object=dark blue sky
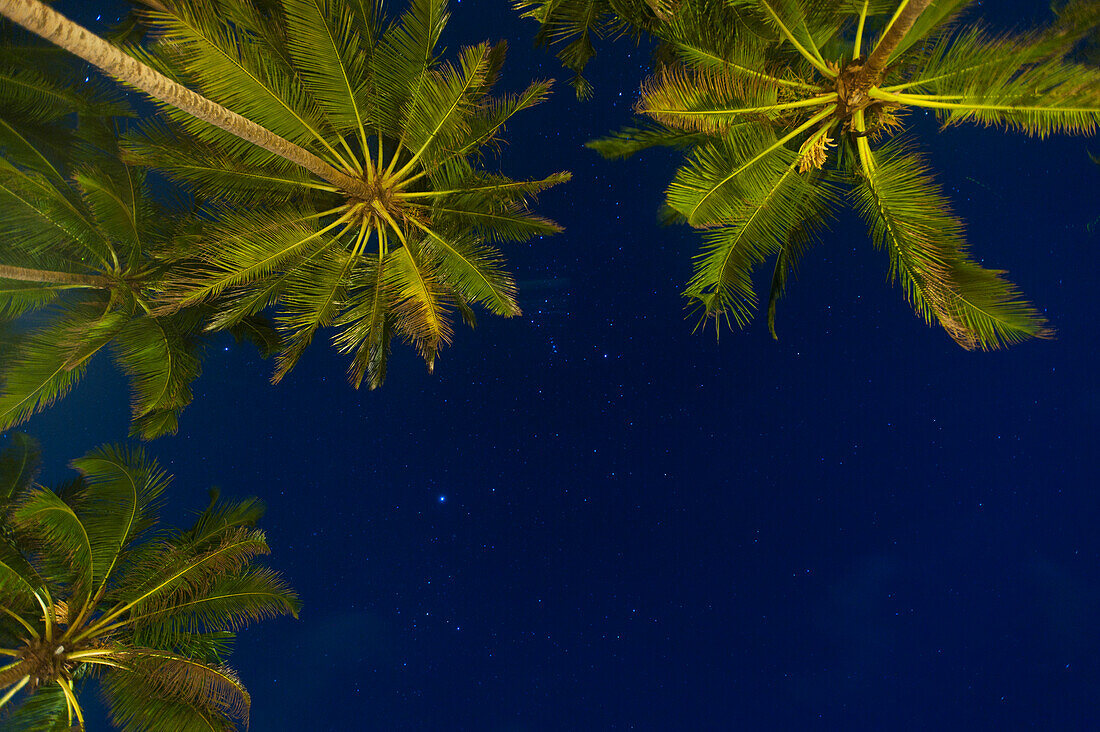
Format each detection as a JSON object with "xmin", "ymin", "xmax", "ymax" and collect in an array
[{"xmin": 15, "ymin": 1, "xmax": 1100, "ymax": 729}]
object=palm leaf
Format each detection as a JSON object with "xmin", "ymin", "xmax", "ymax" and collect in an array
[
  {"xmin": 851, "ymin": 139, "xmax": 1048, "ymax": 348},
  {"xmin": 369, "ymin": 0, "xmax": 449, "ymax": 136},
  {"xmin": 110, "ymin": 315, "xmax": 203, "ymax": 438},
  {"xmin": 383, "ymin": 240, "xmax": 452, "ymax": 368},
  {"xmin": 0, "ymin": 305, "xmax": 129, "ymax": 432},
  {"xmin": 10, "ymin": 487, "xmax": 94, "ymax": 605},
  {"xmin": 0, "ymin": 433, "xmax": 39, "ymax": 504},
  {"xmin": 413, "ymin": 222, "xmax": 520, "ymax": 316},
  {"xmin": 283, "ymin": 0, "xmax": 372, "ymax": 139},
  {"xmin": 587, "ymin": 122, "xmax": 707, "ymax": 159},
  {"xmin": 334, "ymin": 254, "xmax": 392, "ymax": 388},
  {"xmin": 70, "ymin": 444, "xmax": 169, "ymax": 598}
]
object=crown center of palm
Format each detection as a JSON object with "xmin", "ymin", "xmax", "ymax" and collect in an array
[
  {"xmin": 835, "ymin": 60, "xmax": 874, "ymax": 117},
  {"xmin": 16, "ymin": 636, "xmax": 82, "ymax": 687}
]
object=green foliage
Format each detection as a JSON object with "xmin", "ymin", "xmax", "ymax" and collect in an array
[
  {"xmin": 0, "ymin": 34, "xmax": 280, "ymax": 439},
  {"xmin": 0, "ymin": 436, "xmax": 299, "ymax": 732},
  {"xmin": 587, "ymin": 0, "xmax": 1098, "ymax": 348},
  {"xmin": 125, "ymin": 0, "xmax": 568, "ymax": 388}
]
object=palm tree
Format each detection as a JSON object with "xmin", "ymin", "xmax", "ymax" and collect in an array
[
  {"xmin": 0, "ymin": 0, "xmax": 569, "ymax": 388},
  {"xmin": 0, "ymin": 434, "xmax": 299, "ymax": 730},
  {"xmin": 587, "ymin": 0, "xmax": 1100, "ymax": 348},
  {"xmin": 0, "ymin": 36, "xmax": 278, "ymax": 439}
]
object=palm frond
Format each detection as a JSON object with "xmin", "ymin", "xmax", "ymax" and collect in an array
[
  {"xmin": 155, "ymin": 206, "xmax": 346, "ymax": 308},
  {"xmin": 0, "ymin": 681, "xmax": 67, "ymax": 731},
  {"xmin": 399, "ymin": 42, "xmax": 494, "ymax": 168},
  {"xmin": 684, "ymin": 147, "xmax": 834, "ymax": 331},
  {"xmin": 369, "ymin": 0, "xmax": 449, "ymax": 135},
  {"xmin": 283, "ymin": 0, "xmax": 372, "ymax": 140},
  {"xmin": 334, "ymin": 254, "xmax": 391, "ymax": 388},
  {"xmin": 0, "ymin": 433, "xmax": 39, "ymax": 504},
  {"xmin": 119, "ymin": 528, "xmax": 271, "ymax": 618},
  {"xmin": 586, "ymin": 122, "xmax": 707, "ymax": 160},
  {"xmin": 851, "ymin": 139, "xmax": 1048, "ymax": 348},
  {"xmin": 0, "ymin": 281, "xmax": 66, "ymax": 321},
  {"xmin": 122, "ymin": 121, "xmax": 321, "ymax": 208},
  {"xmin": 100, "ymin": 660, "xmax": 238, "ymax": 732},
  {"xmin": 413, "ymin": 223, "xmax": 520, "ymax": 316},
  {"xmin": 637, "ymin": 64, "xmax": 831, "ymax": 133},
  {"xmin": 70, "ymin": 443, "xmax": 168, "ymax": 595},
  {"xmin": 383, "ymin": 240, "xmax": 452, "ymax": 368},
  {"xmin": 126, "ymin": 566, "xmax": 300, "ymax": 644},
  {"xmin": 10, "ymin": 486, "xmax": 93, "ymax": 604},
  {"xmin": 271, "ymin": 245, "xmax": 362, "ymax": 382},
  {"xmin": 110, "ymin": 315, "xmax": 203, "ymax": 438},
  {"xmin": 181, "ymin": 489, "xmax": 266, "ymax": 546},
  {"xmin": 666, "ymin": 124, "xmax": 790, "ymax": 225},
  {"xmin": 0, "ymin": 305, "xmax": 128, "ymax": 432}
]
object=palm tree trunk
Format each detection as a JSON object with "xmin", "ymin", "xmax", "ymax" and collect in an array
[
  {"xmin": 862, "ymin": 0, "xmax": 934, "ymax": 83},
  {"xmin": 0, "ymin": 264, "xmax": 110, "ymax": 288},
  {"xmin": 0, "ymin": 0, "xmax": 372, "ymax": 199}
]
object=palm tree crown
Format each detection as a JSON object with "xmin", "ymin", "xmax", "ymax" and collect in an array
[
  {"xmin": 0, "ymin": 434, "xmax": 299, "ymax": 731},
  {"xmin": 589, "ymin": 0, "xmax": 1100, "ymax": 348},
  {"xmin": 116, "ymin": 0, "xmax": 570, "ymax": 387}
]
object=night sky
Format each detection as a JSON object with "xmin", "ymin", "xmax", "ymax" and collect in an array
[{"xmin": 11, "ymin": 1, "xmax": 1100, "ymax": 729}]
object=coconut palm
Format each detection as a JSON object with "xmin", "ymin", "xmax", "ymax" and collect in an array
[
  {"xmin": 0, "ymin": 35, "xmax": 278, "ymax": 439},
  {"xmin": 0, "ymin": 0, "xmax": 569, "ymax": 389},
  {"xmin": 0, "ymin": 434, "xmax": 300, "ymax": 731},
  {"xmin": 587, "ymin": 0, "xmax": 1100, "ymax": 348}
]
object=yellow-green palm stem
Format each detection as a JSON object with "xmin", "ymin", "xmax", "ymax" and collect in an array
[
  {"xmin": 76, "ymin": 657, "xmax": 128, "ymax": 671},
  {"xmin": 392, "ymin": 169, "xmax": 429, "ymax": 192},
  {"xmin": 800, "ymin": 19, "xmax": 828, "ymax": 68},
  {"xmin": 348, "ymin": 220, "xmax": 371, "ymax": 260},
  {"xmin": 336, "ymin": 136, "xmax": 363, "ymax": 176},
  {"xmin": 854, "ymin": 1, "xmax": 870, "ymax": 57},
  {"xmin": 31, "ymin": 591, "xmax": 52, "ymax": 643},
  {"xmin": 852, "ymin": 109, "xmax": 876, "ymax": 176},
  {"xmin": 57, "ymin": 676, "xmax": 83, "ymax": 729},
  {"xmin": 65, "ymin": 649, "xmax": 119, "ymax": 662},
  {"xmin": 758, "ymin": 0, "xmax": 835, "ymax": 78},
  {"xmin": 869, "ymin": 87, "xmax": 1100, "ymax": 117},
  {"xmin": 643, "ymin": 93, "xmax": 838, "ymax": 123},
  {"xmin": 384, "ymin": 140, "xmax": 405, "ymax": 178},
  {"xmin": 0, "ymin": 675, "xmax": 30, "ymax": 709},
  {"xmin": 0, "ymin": 649, "xmax": 21, "ymax": 659},
  {"xmin": 882, "ymin": 57, "xmax": 1005, "ymax": 92},
  {"xmin": 0, "ymin": 605, "xmax": 39, "ymax": 639},
  {"xmin": 688, "ymin": 104, "xmax": 837, "ymax": 223},
  {"xmin": 877, "ymin": 0, "xmax": 912, "ymax": 52}
]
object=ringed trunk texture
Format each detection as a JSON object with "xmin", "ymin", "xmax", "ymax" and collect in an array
[
  {"xmin": 0, "ymin": 0, "xmax": 371, "ymax": 199},
  {"xmin": 862, "ymin": 0, "xmax": 934, "ymax": 83},
  {"xmin": 0, "ymin": 264, "xmax": 110, "ymax": 288}
]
